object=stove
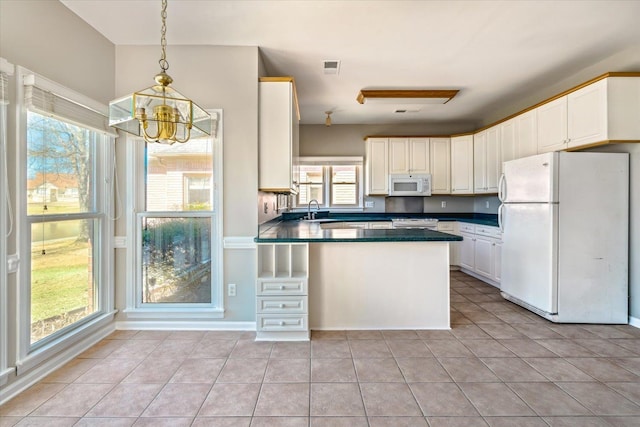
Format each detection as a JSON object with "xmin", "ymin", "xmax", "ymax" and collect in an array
[{"xmin": 391, "ymin": 218, "xmax": 439, "ymax": 230}]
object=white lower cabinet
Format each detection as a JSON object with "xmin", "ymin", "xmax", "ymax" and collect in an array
[
  {"xmin": 456, "ymin": 223, "xmax": 502, "ymax": 287},
  {"xmin": 458, "ymin": 232, "xmax": 475, "ymax": 271},
  {"xmin": 474, "ymin": 236, "xmax": 493, "ymax": 278},
  {"xmin": 256, "ymin": 243, "xmax": 309, "ymax": 340},
  {"xmin": 437, "ymin": 221, "xmax": 458, "ymax": 266}
]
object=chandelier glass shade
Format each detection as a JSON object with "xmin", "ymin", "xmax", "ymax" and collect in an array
[{"xmin": 108, "ymin": 0, "xmax": 210, "ymax": 144}]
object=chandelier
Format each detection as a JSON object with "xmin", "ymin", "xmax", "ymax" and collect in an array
[{"xmin": 108, "ymin": 0, "xmax": 211, "ymax": 144}]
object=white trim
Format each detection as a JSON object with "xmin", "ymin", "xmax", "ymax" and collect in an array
[
  {"xmin": 0, "ymin": 61, "xmax": 9, "ymax": 390},
  {"xmin": 629, "ymin": 316, "xmax": 640, "ymax": 328},
  {"xmin": 0, "ymin": 321, "xmax": 115, "ymax": 406},
  {"xmin": 223, "ymin": 236, "xmax": 257, "ymax": 249},
  {"xmin": 115, "ymin": 320, "xmax": 255, "ymax": 331},
  {"xmin": 0, "ymin": 367, "xmax": 13, "ymax": 386},
  {"xmin": 299, "ymin": 156, "xmax": 364, "ymax": 165},
  {"xmin": 15, "ymin": 311, "xmax": 117, "ymax": 374},
  {"xmin": 121, "ymin": 308, "xmax": 224, "ymax": 320}
]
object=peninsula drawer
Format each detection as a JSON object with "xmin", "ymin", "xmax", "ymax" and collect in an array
[
  {"xmin": 256, "ymin": 279, "xmax": 307, "ymax": 296},
  {"xmin": 257, "ymin": 296, "xmax": 307, "ymax": 314},
  {"xmin": 257, "ymin": 314, "xmax": 308, "ymax": 332},
  {"xmin": 459, "ymin": 223, "xmax": 476, "ymax": 233}
]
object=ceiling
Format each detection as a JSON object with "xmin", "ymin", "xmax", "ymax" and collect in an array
[{"xmin": 61, "ymin": 0, "xmax": 640, "ymax": 127}]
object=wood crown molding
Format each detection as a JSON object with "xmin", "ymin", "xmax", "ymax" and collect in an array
[
  {"xmin": 357, "ymin": 89, "xmax": 459, "ymax": 104},
  {"xmin": 363, "ymin": 72, "xmax": 640, "ymax": 140}
]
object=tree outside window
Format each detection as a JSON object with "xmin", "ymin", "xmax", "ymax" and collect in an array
[{"xmin": 26, "ymin": 111, "xmax": 98, "ymax": 344}]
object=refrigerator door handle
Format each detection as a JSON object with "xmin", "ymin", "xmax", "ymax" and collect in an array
[
  {"xmin": 498, "ymin": 173, "xmax": 506, "ymax": 202},
  {"xmin": 498, "ymin": 203, "xmax": 504, "ymax": 232}
]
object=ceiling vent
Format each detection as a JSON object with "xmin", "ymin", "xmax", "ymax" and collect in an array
[{"xmin": 323, "ymin": 60, "xmax": 341, "ymax": 75}]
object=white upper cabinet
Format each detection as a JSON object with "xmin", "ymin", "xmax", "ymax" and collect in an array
[
  {"xmin": 451, "ymin": 135, "xmax": 474, "ymax": 194},
  {"xmin": 537, "ymin": 76, "xmax": 640, "ymax": 153},
  {"xmin": 365, "ymin": 137, "xmax": 389, "ymax": 195},
  {"xmin": 567, "ymin": 79, "xmax": 607, "ymax": 148},
  {"xmin": 409, "ymin": 138, "xmax": 430, "ymax": 174},
  {"xmin": 516, "ymin": 109, "xmax": 538, "ymax": 158},
  {"xmin": 500, "ymin": 118, "xmax": 517, "ymax": 173},
  {"xmin": 485, "ymin": 126, "xmax": 500, "ymax": 193},
  {"xmin": 388, "ymin": 137, "xmax": 430, "ymax": 174},
  {"xmin": 473, "ymin": 130, "xmax": 487, "ymax": 193},
  {"xmin": 430, "ymin": 138, "xmax": 451, "ymax": 194},
  {"xmin": 537, "ymin": 96, "xmax": 568, "ymax": 154},
  {"xmin": 259, "ymin": 77, "xmax": 300, "ymax": 193},
  {"xmin": 388, "ymin": 138, "xmax": 409, "ymax": 174},
  {"xmin": 473, "ymin": 129, "xmax": 499, "ymax": 193}
]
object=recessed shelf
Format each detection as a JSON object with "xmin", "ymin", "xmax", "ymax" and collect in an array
[{"xmin": 256, "ymin": 243, "xmax": 309, "ymax": 278}]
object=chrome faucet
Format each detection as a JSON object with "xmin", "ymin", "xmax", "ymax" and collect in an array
[{"xmin": 307, "ymin": 199, "xmax": 319, "ymax": 220}]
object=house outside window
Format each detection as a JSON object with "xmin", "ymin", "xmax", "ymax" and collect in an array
[{"xmin": 297, "ymin": 157, "xmax": 363, "ymax": 209}]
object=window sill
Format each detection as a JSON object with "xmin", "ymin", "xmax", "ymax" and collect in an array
[{"xmin": 122, "ymin": 308, "xmax": 225, "ymax": 320}]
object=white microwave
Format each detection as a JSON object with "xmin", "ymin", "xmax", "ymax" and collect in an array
[{"xmin": 388, "ymin": 174, "xmax": 432, "ymax": 196}]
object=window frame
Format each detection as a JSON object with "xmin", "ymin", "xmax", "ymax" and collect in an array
[
  {"xmin": 0, "ymin": 58, "xmax": 14, "ymax": 386},
  {"xmin": 296, "ymin": 157, "xmax": 363, "ymax": 210},
  {"xmin": 15, "ymin": 66, "xmax": 115, "ymax": 373},
  {"xmin": 124, "ymin": 110, "xmax": 224, "ymax": 319}
]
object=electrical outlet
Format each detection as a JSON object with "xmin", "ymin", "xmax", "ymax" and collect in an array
[
  {"xmin": 227, "ymin": 283, "xmax": 236, "ymax": 297},
  {"xmin": 485, "ymin": 201, "xmax": 490, "ymax": 209},
  {"xmin": 441, "ymin": 201, "xmax": 446, "ymax": 208},
  {"xmin": 365, "ymin": 201, "xmax": 374, "ymax": 208}
]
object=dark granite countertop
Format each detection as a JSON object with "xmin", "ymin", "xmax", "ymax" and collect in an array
[{"xmin": 255, "ymin": 212, "xmax": 497, "ymax": 243}]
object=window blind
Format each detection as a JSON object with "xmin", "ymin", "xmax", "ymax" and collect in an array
[{"xmin": 23, "ymin": 75, "xmax": 117, "ymax": 137}]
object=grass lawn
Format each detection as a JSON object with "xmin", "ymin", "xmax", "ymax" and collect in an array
[{"xmin": 31, "ymin": 239, "xmax": 93, "ymax": 323}]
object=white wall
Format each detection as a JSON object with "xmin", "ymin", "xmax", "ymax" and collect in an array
[
  {"xmin": 114, "ymin": 45, "xmax": 260, "ymax": 322},
  {"xmin": 0, "ymin": 0, "xmax": 115, "ymax": 105},
  {"xmin": 300, "ymin": 123, "xmax": 476, "ymax": 157}
]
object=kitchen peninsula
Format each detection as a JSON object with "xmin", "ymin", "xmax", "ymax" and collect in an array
[{"xmin": 254, "ymin": 214, "xmax": 465, "ymax": 340}]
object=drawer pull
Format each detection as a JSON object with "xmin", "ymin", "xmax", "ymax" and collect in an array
[
  {"xmin": 280, "ymin": 321, "xmax": 285, "ymax": 326},
  {"xmin": 279, "ymin": 285, "xmax": 285, "ymax": 290},
  {"xmin": 279, "ymin": 303, "xmax": 285, "ymax": 308}
]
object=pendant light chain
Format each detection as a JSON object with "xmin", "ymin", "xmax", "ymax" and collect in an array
[{"xmin": 159, "ymin": 0, "xmax": 169, "ymax": 73}]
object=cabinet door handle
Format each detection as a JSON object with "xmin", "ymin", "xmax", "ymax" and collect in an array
[
  {"xmin": 279, "ymin": 285, "xmax": 285, "ymax": 290},
  {"xmin": 279, "ymin": 321, "xmax": 285, "ymax": 326},
  {"xmin": 279, "ymin": 303, "xmax": 285, "ymax": 308}
]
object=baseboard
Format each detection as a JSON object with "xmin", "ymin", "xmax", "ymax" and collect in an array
[
  {"xmin": 629, "ymin": 316, "xmax": 640, "ymax": 328},
  {"xmin": 457, "ymin": 267, "xmax": 500, "ymax": 288},
  {"xmin": 0, "ymin": 322, "xmax": 115, "ymax": 406},
  {"xmin": 115, "ymin": 320, "xmax": 256, "ymax": 331}
]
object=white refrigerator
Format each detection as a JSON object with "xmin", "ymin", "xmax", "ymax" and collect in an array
[{"xmin": 499, "ymin": 151, "xmax": 629, "ymax": 323}]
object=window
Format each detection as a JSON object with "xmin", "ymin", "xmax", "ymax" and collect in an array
[
  {"xmin": 18, "ymin": 68, "xmax": 115, "ymax": 361},
  {"xmin": 296, "ymin": 157, "xmax": 363, "ymax": 209},
  {"xmin": 298, "ymin": 165, "xmax": 324, "ymax": 205},
  {"xmin": 127, "ymin": 111, "xmax": 222, "ymax": 316}
]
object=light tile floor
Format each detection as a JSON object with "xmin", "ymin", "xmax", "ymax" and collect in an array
[{"xmin": 2, "ymin": 271, "xmax": 640, "ymax": 426}]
